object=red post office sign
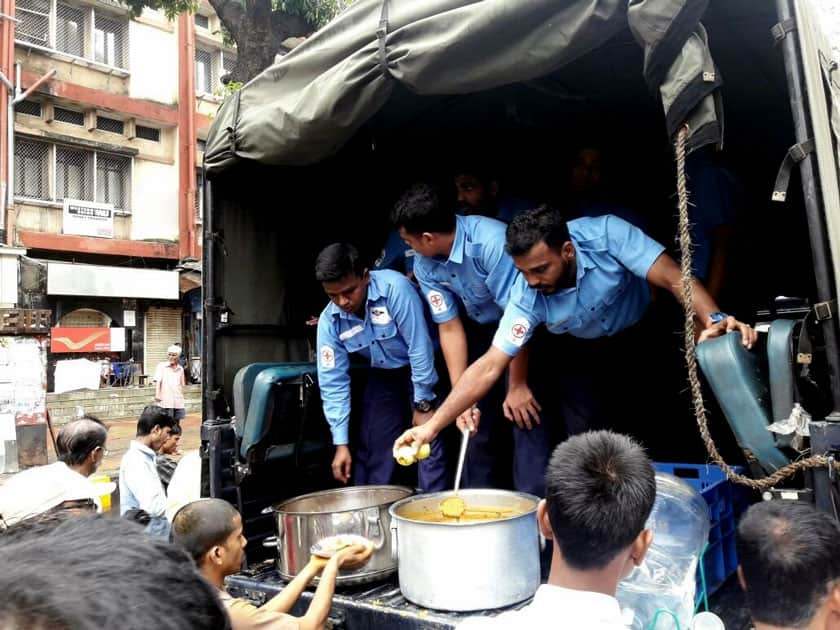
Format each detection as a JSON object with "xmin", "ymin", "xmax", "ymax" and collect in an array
[{"xmin": 50, "ymin": 327, "xmax": 125, "ymax": 353}]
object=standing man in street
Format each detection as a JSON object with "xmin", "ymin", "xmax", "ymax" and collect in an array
[
  {"xmin": 154, "ymin": 344, "xmax": 186, "ymax": 421},
  {"xmin": 119, "ymin": 405, "xmax": 176, "ymax": 538},
  {"xmin": 395, "ymin": 206, "xmax": 756, "ymax": 453},
  {"xmin": 392, "ymin": 183, "xmax": 548, "ymax": 494},
  {"xmin": 315, "ymin": 242, "xmax": 445, "ymax": 491}
]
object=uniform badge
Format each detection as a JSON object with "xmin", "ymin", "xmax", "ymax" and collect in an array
[
  {"xmin": 508, "ymin": 317, "xmax": 531, "ymax": 347},
  {"xmin": 320, "ymin": 345, "xmax": 335, "ymax": 369},
  {"xmin": 427, "ymin": 290, "xmax": 447, "ymax": 314}
]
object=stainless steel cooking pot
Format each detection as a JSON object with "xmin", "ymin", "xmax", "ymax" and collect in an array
[
  {"xmin": 263, "ymin": 485, "xmax": 413, "ymax": 585},
  {"xmin": 389, "ymin": 489, "xmax": 541, "ymax": 611}
]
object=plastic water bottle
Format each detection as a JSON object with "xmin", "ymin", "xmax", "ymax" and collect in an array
[{"xmin": 616, "ymin": 472, "xmax": 711, "ymax": 629}]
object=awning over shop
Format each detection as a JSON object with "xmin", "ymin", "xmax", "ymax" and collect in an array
[
  {"xmin": 47, "ymin": 262, "xmax": 179, "ymax": 300},
  {"xmin": 204, "ymin": 0, "xmax": 723, "ymax": 173}
]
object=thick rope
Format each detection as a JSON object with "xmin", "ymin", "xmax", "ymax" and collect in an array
[{"xmin": 675, "ymin": 125, "xmax": 840, "ymax": 490}]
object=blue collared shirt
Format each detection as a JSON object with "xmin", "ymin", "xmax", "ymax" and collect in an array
[
  {"xmin": 414, "ymin": 215, "xmax": 519, "ymax": 325},
  {"xmin": 374, "ymin": 229, "xmax": 416, "ymax": 274},
  {"xmin": 316, "ymin": 270, "xmax": 438, "ymax": 444},
  {"xmin": 119, "ymin": 439, "xmax": 170, "ymax": 538},
  {"xmin": 492, "ymin": 215, "xmax": 666, "ymax": 356}
]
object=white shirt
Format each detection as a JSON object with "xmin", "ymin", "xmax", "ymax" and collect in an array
[
  {"xmin": 165, "ymin": 450, "xmax": 202, "ymax": 522},
  {"xmin": 457, "ymin": 585, "xmax": 628, "ymax": 630},
  {"xmin": 119, "ymin": 440, "xmax": 167, "ymax": 517},
  {"xmin": 0, "ymin": 462, "xmax": 103, "ymax": 526}
]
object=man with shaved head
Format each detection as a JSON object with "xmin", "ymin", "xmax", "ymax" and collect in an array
[{"xmin": 173, "ymin": 498, "xmax": 373, "ymax": 630}]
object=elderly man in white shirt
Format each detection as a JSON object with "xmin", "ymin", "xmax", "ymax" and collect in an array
[
  {"xmin": 0, "ymin": 417, "xmax": 114, "ymax": 527},
  {"xmin": 458, "ymin": 431, "xmax": 656, "ymax": 630},
  {"xmin": 119, "ymin": 405, "xmax": 176, "ymax": 538}
]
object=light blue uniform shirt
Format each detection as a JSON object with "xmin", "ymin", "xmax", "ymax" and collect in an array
[
  {"xmin": 374, "ymin": 229, "xmax": 415, "ymax": 274},
  {"xmin": 414, "ymin": 215, "xmax": 519, "ymax": 325},
  {"xmin": 492, "ymin": 215, "xmax": 666, "ymax": 356},
  {"xmin": 316, "ymin": 269, "xmax": 438, "ymax": 445}
]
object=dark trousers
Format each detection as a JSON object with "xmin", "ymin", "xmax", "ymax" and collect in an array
[
  {"xmin": 353, "ymin": 367, "xmax": 448, "ymax": 492},
  {"xmin": 460, "ymin": 321, "xmax": 514, "ymax": 490}
]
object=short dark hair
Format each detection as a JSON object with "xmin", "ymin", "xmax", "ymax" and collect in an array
[
  {"xmin": 0, "ymin": 514, "xmax": 229, "ymax": 629},
  {"xmin": 315, "ymin": 243, "xmax": 365, "ymax": 283},
  {"xmin": 136, "ymin": 405, "xmax": 176, "ymax": 437},
  {"xmin": 391, "ymin": 183, "xmax": 456, "ymax": 235},
  {"xmin": 172, "ymin": 499, "xmax": 240, "ymax": 565},
  {"xmin": 169, "ymin": 422, "xmax": 183, "ymax": 436},
  {"xmin": 56, "ymin": 418, "xmax": 108, "ymax": 466},
  {"xmin": 737, "ymin": 501, "xmax": 840, "ymax": 627},
  {"xmin": 505, "ymin": 205, "xmax": 570, "ymax": 257},
  {"xmin": 545, "ymin": 431, "xmax": 655, "ymax": 570}
]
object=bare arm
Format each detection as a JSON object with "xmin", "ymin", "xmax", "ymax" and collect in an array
[
  {"xmin": 395, "ymin": 347, "xmax": 513, "ymax": 449},
  {"xmin": 503, "ymin": 346, "xmax": 542, "ymax": 430},
  {"xmin": 296, "ymin": 560, "xmax": 341, "ymax": 630},
  {"xmin": 646, "ymin": 252, "xmax": 756, "ymax": 348},
  {"xmin": 438, "ymin": 316, "xmax": 469, "ymax": 386},
  {"xmin": 262, "ymin": 560, "xmax": 322, "ymax": 614}
]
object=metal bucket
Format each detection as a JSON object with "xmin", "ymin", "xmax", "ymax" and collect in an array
[
  {"xmin": 263, "ymin": 485, "xmax": 413, "ymax": 585},
  {"xmin": 389, "ymin": 489, "xmax": 541, "ymax": 611}
]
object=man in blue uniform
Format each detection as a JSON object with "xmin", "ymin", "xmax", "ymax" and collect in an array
[
  {"xmin": 453, "ymin": 169, "xmax": 532, "ymax": 223},
  {"xmin": 395, "ymin": 206, "xmax": 756, "ymax": 455},
  {"xmin": 391, "ymin": 183, "xmax": 548, "ymax": 495},
  {"xmin": 315, "ymin": 243, "xmax": 445, "ymax": 491}
]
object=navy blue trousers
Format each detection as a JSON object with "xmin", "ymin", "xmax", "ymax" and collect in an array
[{"xmin": 353, "ymin": 367, "xmax": 448, "ymax": 492}]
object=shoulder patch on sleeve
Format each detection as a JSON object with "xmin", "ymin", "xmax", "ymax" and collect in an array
[
  {"xmin": 320, "ymin": 345, "xmax": 335, "ymax": 369},
  {"xmin": 507, "ymin": 317, "xmax": 531, "ymax": 347},
  {"xmin": 427, "ymin": 290, "xmax": 448, "ymax": 314}
]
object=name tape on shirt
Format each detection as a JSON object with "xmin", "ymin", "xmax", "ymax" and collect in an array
[
  {"xmin": 339, "ymin": 324, "xmax": 364, "ymax": 340},
  {"xmin": 370, "ymin": 306, "xmax": 392, "ymax": 325},
  {"xmin": 427, "ymin": 290, "xmax": 448, "ymax": 315},
  {"xmin": 508, "ymin": 317, "xmax": 531, "ymax": 347},
  {"xmin": 320, "ymin": 345, "xmax": 335, "ymax": 369}
]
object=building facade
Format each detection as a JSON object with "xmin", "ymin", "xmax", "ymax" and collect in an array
[{"xmin": 0, "ymin": 0, "xmax": 226, "ymax": 388}]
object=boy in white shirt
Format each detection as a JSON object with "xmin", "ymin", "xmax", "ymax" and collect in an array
[{"xmin": 459, "ymin": 431, "xmax": 655, "ymax": 629}]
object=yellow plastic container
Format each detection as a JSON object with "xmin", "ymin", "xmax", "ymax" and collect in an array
[{"xmin": 90, "ymin": 474, "xmax": 113, "ymax": 512}]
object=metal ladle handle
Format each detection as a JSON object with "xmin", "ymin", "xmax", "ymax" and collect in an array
[{"xmin": 453, "ymin": 426, "xmax": 470, "ymax": 493}]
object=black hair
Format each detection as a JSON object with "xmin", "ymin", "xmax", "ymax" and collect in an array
[
  {"xmin": 737, "ymin": 501, "xmax": 840, "ymax": 628},
  {"xmin": 171, "ymin": 499, "xmax": 240, "ymax": 566},
  {"xmin": 391, "ymin": 183, "xmax": 456, "ymax": 235},
  {"xmin": 136, "ymin": 405, "xmax": 176, "ymax": 437},
  {"xmin": 545, "ymin": 431, "xmax": 655, "ymax": 570},
  {"xmin": 0, "ymin": 514, "xmax": 229, "ymax": 629},
  {"xmin": 505, "ymin": 205, "xmax": 570, "ymax": 257},
  {"xmin": 315, "ymin": 243, "xmax": 365, "ymax": 283},
  {"xmin": 56, "ymin": 418, "xmax": 108, "ymax": 467},
  {"xmin": 169, "ymin": 423, "xmax": 183, "ymax": 436}
]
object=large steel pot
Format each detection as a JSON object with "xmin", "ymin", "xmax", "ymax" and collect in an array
[
  {"xmin": 263, "ymin": 485, "xmax": 412, "ymax": 585},
  {"xmin": 389, "ymin": 489, "xmax": 541, "ymax": 611}
]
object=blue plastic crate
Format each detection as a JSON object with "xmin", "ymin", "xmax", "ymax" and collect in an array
[{"xmin": 655, "ymin": 463, "xmax": 750, "ymax": 603}]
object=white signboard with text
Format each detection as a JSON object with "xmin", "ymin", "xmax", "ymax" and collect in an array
[{"xmin": 63, "ymin": 199, "xmax": 115, "ymax": 239}]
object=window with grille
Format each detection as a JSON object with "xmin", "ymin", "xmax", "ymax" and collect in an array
[
  {"xmin": 54, "ymin": 107, "xmax": 85, "ymax": 126},
  {"xmin": 56, "ymin": 146, "xmax": 93, "ymax": 201},
  {"xmin": 94, "ymin": 14, "xmax": 128, "ymax": 69},
  {"xmin": 136, "ymin": 125, "xmax": 160, "ymax": 142},
  {"xmin": 14, "ymin": 139, "xmax": 133, "ymax": 211},
  {"xmin": 222, "ymin": 52, "xmax": 236, "ymax": 83},
  {"xmin": 195, "ymin": 169, "xmax": 203, "ymax": 222},
  {"xmin": 15, "ymin": 0, "xmax": 49, "ymax": 47},
  {"xmin": 195, "ymin": 48, "xmax": 215, "ymax": 94},
  {"xmin": 14, "ymin": 139, "xmax": 50, "ymax": 200},
  {"xmin": 17, "ymin": 100, "xmax": 42, "ymax": 117},
  {"xmin": 56, "ymin": 3, "xmax": 85, "ymax": 57},
  {"xmin": 96, "ymin": 153, "xmax": 130, "ymax": 211},
  {"xmin": 16, "ymin": 1, "xmax": 129, "ymax": 70},
  {"xmin": 96, "ymin": 116, "xmax": 125, "ymax": 134},
  {"xmin": 194, "ymin": 13, "xmax": 209, "ymax": 29}
]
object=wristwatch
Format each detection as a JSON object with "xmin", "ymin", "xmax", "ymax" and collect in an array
[
  {"xmin": 414, "ymin": 399, "xmax": 435, "ymax": 413},
  {"xmin": 709, "ymin": 312, "xmax": 729, "ymax": 325}
]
